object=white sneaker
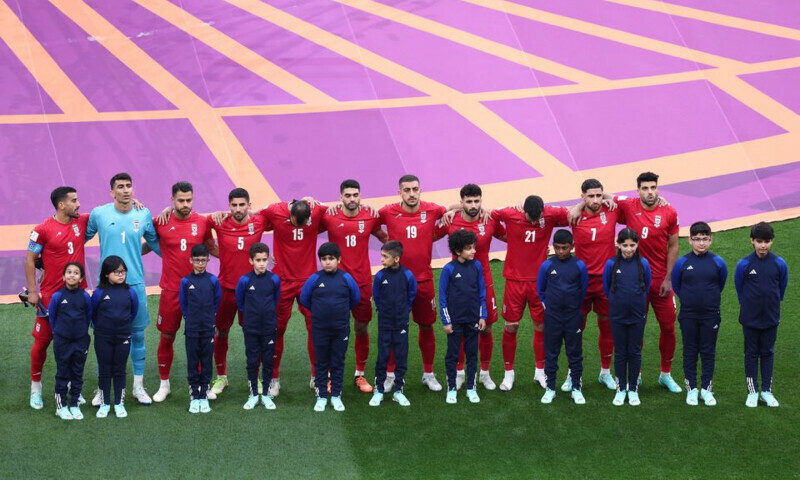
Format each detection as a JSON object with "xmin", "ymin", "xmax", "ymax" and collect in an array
[
  {"xmin": 533, "ymin": 368, "xmax": 547, "ymax": 389},
  {"xmin": 384, "ymin": 373, "xmax": 396, "ymax": 393},
  {"xmin": 206, "ymin": 388, "xmax": 217, "ymax": 401},
  {"xmin": 69, "ymin": 406, "xmax": 84, "ymax": 420},
  {"xmin": 78, "ymin": 394, "xmax": 86, "ymax": 406},
  {"xmin": 153, "ymin": 382, "xmax": 171, "ymax": 403},
  {"xmin": 466, "ymin": 389, "xmax": 480, "ymax": 404},
  {"xmin": 541, "ymin": 389, "xmax": 556, "ymax": 404},
  {"xmin": 132, "ymin": 386, "xmax": 152, "ymax": 405},
  {"xmin": 613, "ymin": 390, "xmax": 627, "ymax": 406},
  {"xmin": 745, "ymin": 392, "xmax": 758, "ymax": 408},
  {"xmin": 55, "ymin": 406, "xmax": 74, "ymax": 420},
  {"xmin": 243, "ymin": 395, "xmax": 259, "ymax": 410},
  {"xmin": 598, "ymin": 372, "xmax": 616, "ymax": 390},
  {"xmin": 627, "ymin": 390, "xmax": 641, "ymax": 406},
  {"xmin": 392, "ymin": 391, "xmax": 411, "ymax": 407},
  {"xmin": 189, "ymin": 399, "xmax": 200, "ymax": 414},
  {"xmin": 262, "ymin": 396, "xmax": 276, "ymax": 410},
  {"xmin": 499, "ymin": 370, "xmax": 515, "ymax": 392},
  {"xmin": 331, "ymin": 396, "xmax": 345, "ymax": 412},
  {"xmin": 445, "ymin": 389, "xmax": 457, "ymax": 404},
  {"xmin": 455, "ymin": 370, "xmax": 465, "ymax": 390},
  {"xmin": 114, "ymin": 404, "xmax": 128, "ymax": 418},
  {"xmin": 268, "ymin": 378, "xmax": 281, "ymax": 397},
  {"xmin": 479, "ymin": 370, "xmax": 496, "ymax": 390},
  {"xmin": 96, "ymin": 404, "xmax": 110, "ymax": 418},
  {"xmin": 686, "ymin": 388, "xmax": 699, "ymax": 406},
  {"xmin": 91, "ymin": 388, "xmax": 102, "ymax": 407},
  {"xmin": 30, "ymin": 390, "xmax": 44, "ymax": 410},
  {"xmin": 572, "ymin": 390, "xmax": 586, "ymax": 405},
  {"xmin": 199, "ymin": 399, "xmax": 212, "ymax": 413},
  {"xmin": 760, "ymin": 392, "xmax": 779, "ymax": 407},
  {"xmin": 314, "ymin": 397, "xmax": 328, "ymax": 412},
  {"xmin": 369, "ymin": 392, "xmax": 383, "ymax": 407},
  {"xmin": 422, "ymin": 373, "xmax": 443, "ymax": 392},
  {"xmin": 560, "ymin": 373, "xmax": 573, "ymax": 392},
  {"xmin": 700, "ymin": 389, "xmax": 717, "ymax": 407}
]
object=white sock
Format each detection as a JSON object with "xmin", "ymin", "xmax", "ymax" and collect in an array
[
  {"xmin": 480, "ymin": 369, "xmax": 489, "ymax": 375},
  {"xmin": 160, "ymin": 379, "xmax": 170, "ymax": 388},
  {"xmin": 661, "ymin": 371, "xmax": 670, "ymax": 376},
  {"xmin": 600, "ymin": 368, "xmax": 610, "ymax": 375},
  {"xmin": 535, "ymin": 368, "xmax": 544, "ymax": 375},
  {"xmin": 218, "ymin": 375, "xmax": 227, "ymax": 380},
  {"xmin": 31, "ymin": 381, "xmax": 42, "ymax": 392},
  {"xmin": 504, "ymin": 369, "xmax": 515, "ymax": 376},
  {"xmin": 457, "ymin": 369, "xmax": 465, "ymax": 375},
  {"xmin": 133, "ymin": 374, "xmax": 144, "ymax": 389},
  {"xmin": 354, "ymin": 370, "xmax": 364, "ymax": 377}
]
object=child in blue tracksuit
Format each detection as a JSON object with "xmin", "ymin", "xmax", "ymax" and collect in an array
[
  {"xmin": 300, "ymin": 242, "xmax": 360, "ymax": 413},
  {"xmin": 672, "ymin": 221, "xmax": 727, "ymax": 407},
  {"xmin": 735, "ymin": 222, "xmax": 788, "ymax": 408},
  {"xmin": 537, "ymin": 230, "xmax": 588, "ymax": 405},
  {"xmin": 603, "ymin": 228, "xmax": 651, "ymax": 407},
  {"xmin": 179, "ymin": 244, "xmax": 222, "ymax": 414},
  {"xmin": 369, "ymin": 241, "xmax": 417, "ymax": 408},
  {"xmin": 235, "ymin": 242, "xmax": 280, "ymax": 411},
  {"xmin": 91, "ymin": 255, "xmax": 139, "ymax": 419},
  {"xmin": 49, "ymin": 262, "xmax": 92, "ymax": 421},
  {"xmin": 439, "ymin": 230, "xmax": 487, "ymax": 405}
]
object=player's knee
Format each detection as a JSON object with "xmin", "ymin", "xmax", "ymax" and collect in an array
[
  {"xmin": 418, "ymin": 324, "xmax": 433, "ymax": 331},
  {"xmin": 216, "ymin": 328, "xmax": 229, "ymax": 338},
  {"xmin": 504, "ymin": 323, "xmax": 519, "ymax": 334},
  {"xmin": 533, "ymin": 322, "xmax": 544, "ymax": 333},
  {"xmin": 354, "ymin": 321, "xmax": 368, "ymax": 335},
  {"xmin": 481, "ymin": 324, "xmax": 492, "ymax": 335}
]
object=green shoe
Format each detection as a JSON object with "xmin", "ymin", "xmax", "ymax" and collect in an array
[{"xmin": 210, "ymin": 377, "xmax": 228, "ymax": 395}]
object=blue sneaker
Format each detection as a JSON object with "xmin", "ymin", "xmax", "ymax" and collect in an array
[
  {"xmin": 243, "ymin": 395, "xmax": 259, "ymax": 410},
  {"xmin": 314, "ymin": 397, "xmax": 328, "ymax": 412},
  {"xmin": 369, "ymin": 392, "xmax": 383, "ymax": 407},
  {"xmin": 627, "ymin": 390, "xmax": 641, "ymax": 406},
  {"xmin": 760, "ymin": 392, "xmax": 779, "ymax": 407},
  {"xmin": 55, "ymin": 406, "xmax": 73, "ymax": 420},
  {"xmin": 445, "ymin": 389, "xmax": 457, "ymax": 404},
  {"xmin": 69, "ymin": 406, "xmax": 84, "ymax": 420},
  {"xmin": 700, "ymin": 389, "xmax": 717, "ymax": 407},
  {"xmin": 392, "ymin": 391, "xmax": 410, "ymax": 407},
  {"xmin": 613, "ymin": 390, "xmax": 627, "ymax": 406},
  {"xmin": 96, "ymin": 404, "xmax": 111, "ymax": 418},
  {"xmin": 261, "ymin": 396, "xmax": 276, "ymax": 410},
  {"xmin": 199, "ymin": 399, "xmax": 211, "ymax": 413},
  {"xmin": 114, "ymin": 404, "xmax": 128, "ymax": 418},
  {"xmin": 541, "ymin": 389, "xmax": 556, "ymax": 404},
  {"xmin": 30, "ymin": 390, "xmax": 44, "ymax": 410},
  {"xmin": 189, "ymin": 399, "xmax": 200, "ymax": 414},
  {"xmin": 331, "ymin": 396, "xmax": 345, "ymax": 412},
  {"xmin": 598, "ymin": 372, "xmax": 616, "ymax": 390},
  {"xmin": 745, "ymin": 393, "xmax": 758, "ymax": 408},
  {"xmin": 658, "ymin": 373, "xmax": 682, "ymax": 393},
  {"xmin": 686, "ymin": 388, "xmax": 699, "ymax": 406},
  {"xmin": 571, "ymin": 389, "xmax": 586, "ymax": 405},
  {"xmin": 466, "ymin": 389, "xmax": 480, "ymax": 404}
]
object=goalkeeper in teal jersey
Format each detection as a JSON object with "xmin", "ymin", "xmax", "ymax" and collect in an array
[{"xmin": 86, "ymin": 173, "xmax": 161, "ymax": 405}]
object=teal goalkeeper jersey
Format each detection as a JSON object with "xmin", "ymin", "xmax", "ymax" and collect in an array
[{"xmin": 86, "ymin": 203, "xmax": 161, "ymax": 286}]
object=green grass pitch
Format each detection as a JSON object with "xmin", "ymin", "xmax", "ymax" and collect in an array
[{"xmin": 1, "ymin": 220, "xmax": 798, "ymax": 479}]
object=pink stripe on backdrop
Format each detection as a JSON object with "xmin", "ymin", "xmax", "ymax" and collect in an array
[
  {"xmin": 0, "ymin": 38, "xmax": 60, "ymax": 114},
  {"xmin": 741, "ymin": 67, "xmax": 800, "ymax": 116}
]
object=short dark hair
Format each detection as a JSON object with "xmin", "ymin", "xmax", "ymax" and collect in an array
[
  {"xmin": 228, "ymin": 187, "xmax": 250, "ymax": 203},
  {"xmin": 191, "ymin": 244, "xmax": 209, "ymax": 258},
  {"xmin": 50, "ymin": 186, "xmax": 76, "ymax": 209},
  {"xmin": 459, "ymin": 183, "xmax": 482, "ymax": 199},
  {"xmin": 689, "ymin": 221, "xmax": 712, "ymax": 237},
  {"xmin": 318, "ymin": 242, "xmax": 341, "ymax": 259},
  {"xmin": 291, "ymin": 200, "xmax": 311, "ymax": 225},
  {"xmin": 249, "ymin": 242, "xmax": 270, "ymax": 259},
  {"xmin": 553, "ymin": 229, "xmax": 573, "ymax": 245},
  {"xmin": 636, "ymin": 171, "xmax": 659, "ymax": 188},
  {"xmin": 63, "ymin": 261, "xmax": 85, "ymax": 279},
  {"xmin": 398, "ymin": 174, "xmax": 420, "ymax": 186},
  {"xmin": 110, "ymin": 172, "xmax": 132, "ymax": 189},
  {"xmin": 99, "ymin": 255, "xmax": 128, "ymax": 289},
  {"xmin": 580, "ymin": 178, "xmax": 603, "ymax": 193},
  {"xmin": 448, "ymin": 229, "xmax": 477, "ymax": 255},
  {"xmin": 750, "ymin": 222, "xmax": 774, "ymax": 241},
  {"xmin": 523, "ymin": 195, "xmax": 544, "ymax": 222},
  {"xmin": 340, "ymin": 179, "xmax": 360, "ymax": 193},
  {"xmin": 172, "ymin": 181, "xmax": 193, "ymax": 196},
  {"xmin": 381, "ymin": 240, "xmax": 403, "ymax": 258}
]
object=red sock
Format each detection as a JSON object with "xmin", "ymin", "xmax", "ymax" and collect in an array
[
  {"xmin": 419, "ymin": 327, "xmax": 435, "ymax": 373},
  {"xmin": 387, "ymin": 349, "xmax": 395, "ymax": 374},
  {"xmin": 355, "ymin": 331, "xmax": 369, "ymax": 373},
  {"xmin": 598, "ymin": 320, "xmax": 614, "ymax": 370},
  {"xmin": 307, "ymin": 333, "xmax": 316, "ymax": 377},
  {"xmin": 30, "ymin": 337, "xmax": 51, "ymax": 382},
  {"xmin": 457, "ymin": 337, "xmax": 465, "ymax": 371},
  {"xmin": 659, "ymin": 321, "xmax": 676, "ymax": 372},
  {"xmin": 214, "ymin": 330, "xmax": 229, "ymax": 376},
  {"xmin": 157, "ymin": 335, "xmax": 175, "ymax": 380},
  {"xmin": 502, "ymin": 330, "xmax": 517, "ymax": 371},
  {"xmin": 479, "ymin": 332, "xmax": 493, "ymax": 371},
  {"xmin": 533, "ymin": 329, "xmax": 545, "ymax": 369},
  {"xmin": 273, "ymin": 326, "xmax": 286, "ymax": 379}
]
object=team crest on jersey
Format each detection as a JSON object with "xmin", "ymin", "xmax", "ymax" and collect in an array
[
  {"xmin": 600, "ymin": 212, "xmax": 607, "ymax": 225},
  {"xmin": 358, "ymin": 220, "xmax": 365, "ymax": 233},
  {"xmin": 539, "ymin": 217, "xmax": 545, "ymax": 228},
  {"xmin": 72, "ymin": 224, "xmax": 81, "ymax": 237},
  {"xmin": 248, "ymin": 223, "xmax": 255, "ymax": 235},
  {"xmin": 478, "ymin": 224, "xmax": 486, "ymax": 236},
  {"xmin": 133, "ymin": 220, "xmax": 140, "ymax": 232},
  {"xmin": 420, "ymin": 211, "xmax": 427, "ymax": 223},
  {"xmin": 191, "ymin": 224, "xmax": 198, "ymax": 236},
  {"xmin": 654, "ymin": 215, "xmax": 662, "ymax": 228}
]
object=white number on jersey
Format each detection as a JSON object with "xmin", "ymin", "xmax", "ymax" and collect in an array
[
  {"xmin": 180, "ymin": 238, "xmax": 187, "ymax": 251},
  {"xmin": 641, "ymin": 226, "xmax": 649, "ymax": 239},
  {"xmin": 345, "ymin": 234, "xmax": 356, "ymax": 248},
  {"xmin": 67, "ymin": 241, "xmax": 74, "ymax": 255},
  {"xmin": 120, "ymin": 231, "xmax": 126, "ymax": 244},
  {"xmin": 293, "ymin": 228, "xmax": 304, "ymax": 241},
  {"xmin": 406, "ymin": 226, "xmax": 417, "ymax": 239},
  {"xmin": 237, "ymin": 237, "xmax": 245, "ymax": 250},
  {"xmin": 590, "ymin": 228, "xmax": 597, "ymax": 242},
  {"xmin": 525, "ymin": 230, "xmax": 536, "ymax": 243}
]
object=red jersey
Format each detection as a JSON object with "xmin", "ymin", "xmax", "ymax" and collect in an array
[
  {"xmin": 322, "ymin": 208, "xmax": 381, "ymax": 287},
  {"xmin": 211, "ymin": 214, "xmax": 272, "ymax": 290},
  {"xmin": 27, "ymin": 214, "xmax": 90, "ymax": 295},
  {"xmin": 379, "ymin": 201, "xmax": 446, "ymax": 282},
  {"xmin": 435, "ymin": 214, "xmax": 506, "ymax": 285},
  {"xmin": 615, "ymin": 196, "xmax": 679, "ymax": 279},
  {"xmin": 573, "ymin": 206, "xmax": 625, "ymax": 276},
  {"xmin": 259, "ymin": 202, "xmax": 326, "ymax": 282},
  {"xmin": 494, "ymin": 206, "xmax": 568, "ymax": 281},
  {"xmin": 155, "ymin": 212, "xmax": 213, "ymax": 291}
]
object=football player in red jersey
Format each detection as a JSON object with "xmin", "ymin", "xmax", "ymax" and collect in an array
[
  {"xmin": 614, "ymin": 172, "xmax": 681, "ymax": 393},
  {"xmin": 322, "ymin": 179, "xmax": 388, "ymax": 393},
  {"xmin": 379, "ymin": 175, "xmax": 447, "ymax": 392},
  {"xmin": 25, "ymin": 187, "xmax": 89, "ymax": 410},
  {"xmin": 568, "ymin": 179, "xmax": 623, "ymax": 391},
  {"xmin": 492, "ymin": 196, "xmax": 569, "ymax": 392},
  {"xmin": 435, "ymin": 184, "xmax": 506, "ymax": 390},
  {"xmin": 259, "ymin": 199, "xmax": 327, "ymax": 396},
  {"xmin": 150, "ymin": 182, "xmax": 215, "ymax": 402}
]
